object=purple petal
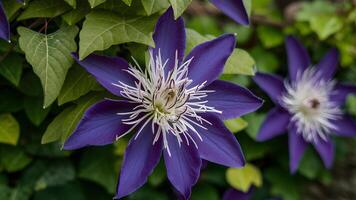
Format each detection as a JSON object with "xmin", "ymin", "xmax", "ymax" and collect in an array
[
  {"xmin": 0, "ymin": 1, "xmax": 10, "ymax": 41},
  {"xmin": 256, "ymin": 107, "xmax": 290, "ymax": 141},
  {"xmin": 151, "ymin": 7, "xmax": 185, "ymax": 73},
  {"xmin": 72, "ymin": 53, "xmax": 134, "ymax": 97},
  {"xmin": 330, "ymin": 83, "xmax": 356, "ymax": 106},
  {"xmin": 210, "ymin": 0, "xmax": 249, "ymax": 25},
  {"xmin": 223, "ymin": 188, "xmax": 252, "ymax": 200},
  {"xmin": 253, "ymin": 72, "xmax": 285, "ymax": 104},
  {"xmin": 204, "ymin": 80, "xmax": 263, "ymax": 120},
  {"xmin": 288, "ymin": 126, "xmax": 308, "ymax": 173},
  {"xmin": 115, "ymin": 127, "xmax": 163, "ymax": 199},
  {"xmin": 191, "ymin": 113, "xmax": 245, "ymax": 168},
  {"xmin": 186, "ymin": 34, "xmax": 235, "ymax": 87},
  {"xmin": 285, "ymin": 36, "xmax": 311, "ymax": 81},
  {"xmin": 63, "ymin": 100, "xmax": 134, "ymax": 150},
  {"xmin": 313, "ymin": 139, "xmax": 334, "ymax": 168},
  {"xmin": 163, "ymin": 134, "xmax": 201, "ymax": 199},
  {"xmin": 331, "ymin": 115, "xmax": 356, "ymax": 137},
  {"xmin": 315, "ymin": 48, "xmax": 339, "ymax": 80}
]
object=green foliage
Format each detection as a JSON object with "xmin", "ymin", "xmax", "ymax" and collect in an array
[
  {"xmin": 0, "ymin": 114, "xmax": 20, "ymax": 145},
  {"xmin": 226, "ymin": 163, "xmax": 262, "ymax": 192},
  {"xmin": 18, "ymin": 26, "xmax": 79, "ymax": 107}
]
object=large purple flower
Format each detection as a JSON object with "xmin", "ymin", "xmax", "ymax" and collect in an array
[
  {"xmin": 63, "ymin": 8, "xmax": 262, "ymax": 199},
  {"xmin": 209, "ymin": 0, "xmax": 250, "ymax": 25},
  {"xmin": 0, "ymin": 0, "xmax": 10, "ymax": 41},
  {"xmin": 254, "ymin": 36, "xmax": 356, "ymax": 173}
]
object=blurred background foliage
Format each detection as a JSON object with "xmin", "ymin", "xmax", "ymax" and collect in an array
[{"xmin": 0, "ymin": 0, "xmax": 356, "ymax": 200}]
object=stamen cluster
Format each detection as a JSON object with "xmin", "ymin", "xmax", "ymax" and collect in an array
[
  {"xmin": 282, "ymin": 68, "xmax": 341, "ymax": 142},
  {"xmin": 113, "ymin": 52, "xmax": 221, "ymax": 155}
]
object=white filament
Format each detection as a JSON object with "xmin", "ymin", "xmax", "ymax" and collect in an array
[
  {"xmin": 282, "ymin": 68, "xmax": 341, "ymax": 143},
  {"xmin": 112, "ymin": 50, "xmax": 221, "ymax": 156}
]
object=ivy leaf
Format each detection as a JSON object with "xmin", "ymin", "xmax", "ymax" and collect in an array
[
  {"xmin": 62, "ymin": 0, "xmax": 90, "ymax": 26},
  {"xmin": 141, "ymin": 0, "xmax": 169, "ymax": 16},
  {"xmin": 41, "ymin": 92, "xmax": 105, "ymax": 144},
  {"xmin": 58, "ymin": 65, "xmax": 99, "ymax": 105},
  {"xmin": 0, "ymin": 146, "xmax": 32, "ymax": 172},
  {"xmin": 64, "ymin": 0, "xmax": 77, "ymax": 8},
  {"xmin": 79, "ymin": 10, "xmax": 156, "ymax": 59},
  {"xmin": 17, "ymin": 0, "xmax": 71, "ymax": 20},
  {"xmin": 18, "ymin": 26, "xmax": 79, "ymax": 108},
  {"xmin": 169, "ymin": 0, "xmax": 191, "ymax": 19},
  {"xmin": 0, "ymin": 53, "xmax": 23, "ymax": 86},
  {"xmin": 24, "ymin": 97, "xmax": 51, "ymax": 126},
  {"xmin": 226, "ymin": 163, "xmax": 262, "ymax": 192},
  {"xmin": 88, "ymin": 0, "xmax": 106, "ymax": 8},
  {"xmin": 78, "ymin": 147, "xmax": 118, "ymax": 194},
  {"xmin": 0, "ymin": 114, "xmax": 20, "ymax": 145}
]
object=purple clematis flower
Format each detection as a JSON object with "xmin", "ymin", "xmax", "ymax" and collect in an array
[
  {"xmin": 0, "ymin": 0, "xmax": 10, "ymax": 41},
  {"xmin": 209, "ymin": 0, "xmax": 250, "ymax": 25},
  {"xmin": 63, "ymin": 8, "xmax": 262, "ymax": 199},
  {"xmin": 254, "ymin": 36, "xmax": 356, "ymax": 173}
]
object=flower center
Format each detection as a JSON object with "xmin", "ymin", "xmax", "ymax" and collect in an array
[
  {"xmin": 112, "ymin": 51, "xmax": 221, "ymax": 156},
  {"xmin": 281, "ymin": 68, "xmax": 341, "ymax": 143}
]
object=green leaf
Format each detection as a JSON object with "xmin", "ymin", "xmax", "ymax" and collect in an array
[
  {"xmin": 41, "ymin": 92, "xmax": 105, "ymax": 144},
  {"xmin": 19, "ymin": 71, "xmax": 43, "ymax": 97},
  {"xmin": 34, "ymin": 183, "xmax": 86, "ymax": 200},
  {"xmin": 346, "ymin": 95, "xmax": 356, "ymax": 116},
  {"xmin": 0, "ymin": 53, "xmax": 23, "ymax": 86},
  {"xmin": 24, "ymin": 97, "xmax": 51, "ymax": 126},
  {"xmin": 224, "ymin": 49, "xmax": 256, "ymax": 76},
  {"xmin": 62, "ymin": 0, "xmax": 91, "ymax": 25},
  {"xmin": 148, "ymin": 161, "xmax": 166, "ymax": 187},
  {"xmin": 169, "ymin": 0, "xmax": 191, "ymax": 19},
  {"xmin": 58, "ymin": 65, "xmax": 99, "ymax": 105},
  {"xmin": 17, "ymin": 0, "xmax": 72, "ymax": 20},
  {"xmin": 79, "ymin": 147, "xmax": 118, "ymax": 193},
  {"xmin": 0, "ymin": 114, "xmax": 20, "ymax": 145},
  {"xmin": 191, "ymin": 184, "xmax": 219, "ymax": 200},
  {"xmin": 88, "ymin": 0, "xmax": 106, "ymax": 8},
  {"xmin": 64, "ymin": 0, "xmax": 77, "ymax": 8},
  {"xmin": 0, "ymin": 89, "xmax": 23, "ymax": 113},
  {"xmin": 298, "ymin": 148, "xmax": 324, "ymax": 179},
  {"xmin": 257, "ymin": 25, "xmax": 284, "ymax": 48},
  {"xmin": 0, "ymin": 146, "xmax": 32, "ymax": 172},
  {"xmin": 224, "ymin": 118, "xmax": 248, "ymax": 133},
  {"xmin": 265, "ymin": 168, "xmax": 300, "ymax": 200},
  {"xmin": 141, "ymin": 0, "xmax": 169, "ymax": 15},
  {"xmin": 226, "ymin": 163, "xmax": 262, "ymax": 192},
  {"xmin": 121, "ymin": 0, "xmax": 132, "ymax": 6},
  {"xmin": 243, "ymin": 113, "xmax": 265, "ymax": 139},
  {"xmin": 34, "ymin": 160, "xmax": 75, "ymax": 191},
  {"xmin": 78, "ymin": 10, "xmax": 156, "ymax": 60},
  {"xmin": 250, "ymin": 46, "xmax": 279, "ymax": 73},
  {"xmin": 2, "ymin": 0, "xmax": 24, "ymax": 20},
  {"xmin": 310, "ymin": 16, "xmax": 343, "ymax": 40},
  {"xmin": 18, "ymin": 26, "xmax": 79, "ymax": 108}
]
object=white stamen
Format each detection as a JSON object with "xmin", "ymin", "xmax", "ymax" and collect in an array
[
  {"xmin": 282, "ymin": 68, "xmax": 341, "ymax": 143},
  {"xmin": 113, "ymin": 50, "xmax": 221, "ymax": 155}
]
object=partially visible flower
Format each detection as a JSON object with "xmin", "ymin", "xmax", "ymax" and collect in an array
[
  {"xmin": 0, "ymin": 0, "xmax": 10, "ymax": 41},
  {"xmin": 64, "ymin": 7, "xmax": 262, "ymax": 199},
  {"xmin": 209, "ymin": 0, "xmax": 250, "ymax": 25},
  {"xmin": 254, "ymin": 36, "xmax": 356, "ymax": 173},
  {"xmin": 223, "ymin": 188, "xmax": 253, "ymax": 200}
]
